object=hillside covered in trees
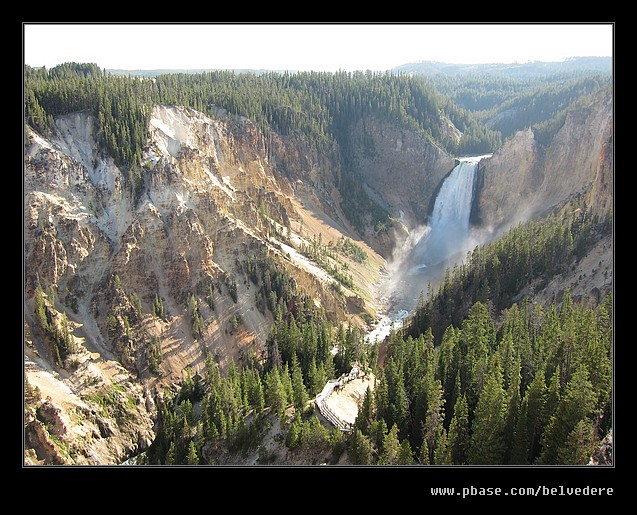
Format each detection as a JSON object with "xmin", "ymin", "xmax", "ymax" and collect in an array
[
  {"xmin": 352, "ymin": 289, "xmax": 611, "ymax": 465},
  {"xmin": 418, "ymin": 67, "xmax": 612, "ymax": 144},
  {"xmin": 24, "ymin": 62, "xmax": 500, "ymax": 166},
  {"xmin": 364, "ymin": 199, "xmax": 613, "ymax": 465},
  {"xmin": 26, "ymin": 61, "xmax": 611, "ymax": 174}
]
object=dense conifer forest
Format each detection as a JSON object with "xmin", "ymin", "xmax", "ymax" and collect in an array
[
  {"xmin": 374, "ymin": 201, "xmax": 612, "ymax": 465},
  {"xmin": 361, "ymin": 288, "xmax": 612, "ymax": 465},
  {"xmin": 24, "ymin": 61, "xmax": 611, "ymax": 186},
  {"xmin": 425, "ymin": 72, "xmax": 611, "ymax": 145},
  {"xmin": 24, "ymin": 62, "xmax": 502, "ymax": 165}
]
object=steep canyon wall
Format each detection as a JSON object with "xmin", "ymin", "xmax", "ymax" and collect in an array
[{"xmin": 474, "ymin": 88, "xmax": 613, "ymax": 233}]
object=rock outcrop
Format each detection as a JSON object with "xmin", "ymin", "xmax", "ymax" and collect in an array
[
  {"xmin": 347, "ymin": 115, "xmax": 457, "ymax": 229},
  {"xmin": 473, "ymin": 87, "xmax": 613, "ymax": 233}
]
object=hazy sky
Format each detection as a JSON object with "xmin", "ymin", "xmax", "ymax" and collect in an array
[{"xmin": 24, "ymin": 23, "xmax": 614, "ymax": 72}]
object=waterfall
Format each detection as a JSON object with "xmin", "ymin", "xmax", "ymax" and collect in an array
[
  {"xmin": 367, "ymin": 155, "xmax": 488, "ymax": 344},
  {"xmin": 412, "ymin": 159, "xmax": 479, "ymax": 267}
]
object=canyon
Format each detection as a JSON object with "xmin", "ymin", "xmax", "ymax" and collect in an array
[{"xmin": 23, "ymin": 85, "xmax": 612, "ymax": 465}]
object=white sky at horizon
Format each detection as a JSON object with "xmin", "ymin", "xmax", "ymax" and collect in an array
[{"xmin": 24, "ymin": 23, "xmax": 614, "ymax": 72}]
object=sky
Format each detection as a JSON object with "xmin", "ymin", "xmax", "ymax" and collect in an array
[{"xmin": 23, "ymin": 23, "xmax": 614, "ymax": 72}]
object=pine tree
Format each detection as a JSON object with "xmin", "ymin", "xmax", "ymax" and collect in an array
[
  {"xmin": 510, "ymin": 397, "xmax": 531, "ymax": 465},
  {"xmin": 392, "ymin": 381, "xmax": 410, "ymax": 441},
  {"xmin": 165, "ymin": 442, "xmax": 176, "ymax": 465},
  {"xmin": 265, "ymin": 368, "xmax": 287, "ymax": 421},
  {"xmin": 460, "ymin": 301, "xmax": 496, "ymax": 409},
  {"xmin": 247, "ymin": 370, "xmax": 265, "ymax": 417},
  {"xmin": 433, "ymin": 427, "xmax": 452, "ymax": 465},
  {"xmin": 34, "ymin": 282, "xmax": 49, "ymax": 331},
  {"xmin": 186, "ymin": 440, "xmax": 199, "ymax": 465},
  {"xmin": 153, "ymin": 293, "xmax": 165, "ymax": 319},
  {"xmin": 291, "ymin": 355, "xmax": 309, "ymax": 412},
  {"xmin": 576, "ymin": 306, "xmax": 612, "ymax": 413},
  {"xmin": 557, "ymin": 418, "xmax": 598, "ymax": 465},
  {"xmin": 468, "ymin": 365, "xmax": 507, "ymax": 465},
  {"xmin": 188, "ymin": 294, "xmax": 203, "ymax": 338},
  {"xmin": 422, "ymin": 376, "xmax": 445, "ymax": 462},
  {"xmin": 286, "ymin": 417, "xmax": 302, "ymax": 449},
  {"xmin": 378, "ymin": 424, "xmax": 401, "ymax": 465},
  {"xmin": 397, "ymin": 439, "xmax": 415, "ymax": 465},
  {"xmin": 355, "ymin": 386, "xmax": 375, "ymax": 434},
  {"xmin": 280, "ymin": 363, "xmax": 294, "ymax": 408},
  {"xmin": 503, "ymin": 354, "xmax": 521, "ymax": 463},
  {"xmin": 514, "ymin": 369, "xmax": 547, "ymax": 463},
  {"xmin": 541, "ymin": 367, "xmax": 561, "ymax": 445},
  {"xmin": 268, "ymin": 330, "xmax": 283, "ymax": 371},
  {"xmin": 348, "ymin": 429, "xmax": 373, "ymax": 465},
  {"xmin": 306, "ymin": 359, "xmax": 320, "ymax": 396},
  {"xmin": 374, "ymin": 370, "xmax": 390, "ymax": 426},
  {"xmin": 368, "ymin": 419, "xmax": 388, "ymax": 455},
  {"xmin": 329, "ymin": 426, "xmax": 346, "ymax": 462},
  {"xmin": 447, "ymin": 394, "xmax": 470, "ymax": 465},
  {"xmin": 419, "ymin": 438, "xmax": 430, "ymax": 465},
  {"xmin": 437, "ymin": 325, "xmax": 459, "ymax": 398},
  {"xmin": 538, "ymin": 367, "xmax": 596, "ymax": 465}
]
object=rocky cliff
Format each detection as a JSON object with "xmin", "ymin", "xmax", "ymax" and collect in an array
[
  {"xmin": 24, "ymin": 105, "xmax": 395, "ymax": 464},
  {"xmin": 474, "ymin": 87, "xmax": 613, "ymax": 233},
  {"xmin": 346, "ymin": 116, "xmax": 457, "ymax": 228}
]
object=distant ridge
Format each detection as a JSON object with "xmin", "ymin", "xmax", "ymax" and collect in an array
[
  {"xmin": 392, "ymin": 56, "xmax": 612, "ymax": 78},
  {"xmin": 105, "ymin": 57, "xmax": 612, "ymax": 78},
  {"xmin": 106, "ymin": 68, "xmax": 290, "ymax": 77}
]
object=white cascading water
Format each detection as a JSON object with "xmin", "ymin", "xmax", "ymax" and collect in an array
[
  {"xmin": 366, "ymin": 156, "xmax": 488, "ymax": 344},
  {"xmin": 412, "ymin": 159, "xmax": 479, "ymax": 267}
]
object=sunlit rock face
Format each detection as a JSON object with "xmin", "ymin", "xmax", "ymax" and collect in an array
[{"xmin": 474, "ymin": 88, "xmax": 613, "ymax": 234}]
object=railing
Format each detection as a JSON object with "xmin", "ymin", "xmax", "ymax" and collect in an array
[
  {"xmin": 314, "ymin": 366, "xmax": 360, "ymax": 433},
  {"xmin": 316, "ymin": 397, "xmax": 353, "ymax": 433}
]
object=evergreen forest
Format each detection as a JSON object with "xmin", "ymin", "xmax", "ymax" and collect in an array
[
  {"xmin": 25, "ymin": 62, "xmax": 506, "ymax": 162},
  {"xmin": 26, "ymin": 62, "xmax": 611, "ymax": 178},
  {"xmin": 425, "ymin": 72, "xmax": 611, "ymax": 145}
]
